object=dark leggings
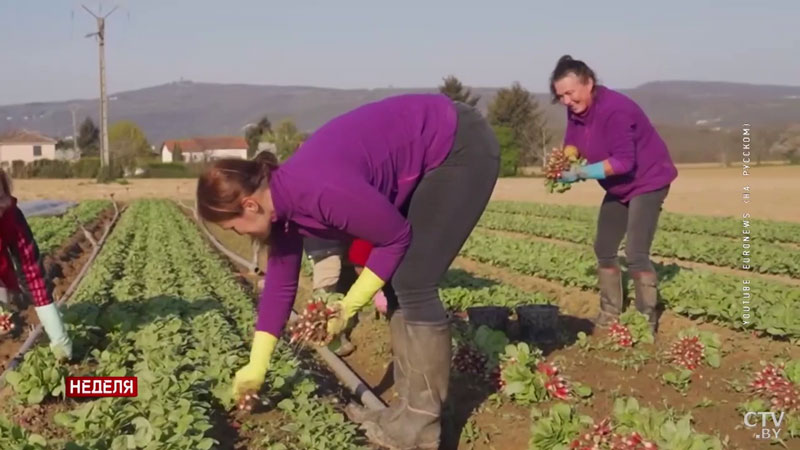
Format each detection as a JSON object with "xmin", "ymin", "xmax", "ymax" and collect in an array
[
  {"xmin": 594, "ymin": 186, "xmax": 669, "ymax": 273},
  {"xmin": 383, "ymin": 102, "xmax": 500, "ymax": 323}
]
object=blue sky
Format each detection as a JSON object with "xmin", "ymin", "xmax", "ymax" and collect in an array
[{"xmin": 0, "ymin": 0, "xmax": 797, "ymax": 104}]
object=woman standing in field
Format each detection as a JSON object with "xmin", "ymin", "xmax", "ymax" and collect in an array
[
  {"xmin": 196, "ymin": 94, "xmax": 500, "ymax": 449},
  {"xmin": 0, "ymin": 170, "xmax": 72, "ymax": 360},
  {"xmin": 552, "ymin": 55, "xmax": 678, "ymax": 333}
]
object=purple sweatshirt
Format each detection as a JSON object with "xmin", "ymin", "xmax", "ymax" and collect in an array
[
  {"xmin": 563, "ymin": 86, "xmax": 677, "ymax": 202},
  {"xmin": 257, "ymin": 94, "xmax": 458, "ymax": 335}
]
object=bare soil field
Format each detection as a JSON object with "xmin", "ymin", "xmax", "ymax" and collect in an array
[{"xmin": 492, "ymin": 165, "xmax": 800, "ymax": 223}]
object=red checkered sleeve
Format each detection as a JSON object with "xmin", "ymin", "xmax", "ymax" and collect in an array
[{"xmin": 6, "ymin": 207, "xmax": 52, "ymax": 306}]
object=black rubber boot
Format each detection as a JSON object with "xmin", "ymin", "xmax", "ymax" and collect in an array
[
  {"xmin": 345, "ymin": 310, "xmax": 408, "ymax": 423},
  {"xmin": 362, "ymin": 318, "xmax": 451, "ymax": 450},
  {"xmin": 595, "ymin": 266, "xmax": 623, "ymax": 327},
  {"xmin": 632, "ymin": 271, "xmax": 659, "ymax": 334}
]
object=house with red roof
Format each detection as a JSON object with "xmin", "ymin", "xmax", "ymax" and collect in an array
[{"xmin": 161, "ymin": 136, "xmax": 248, "ymax": 163}]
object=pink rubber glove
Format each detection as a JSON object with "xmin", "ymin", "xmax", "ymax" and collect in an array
[{"xmin": 372, "ymin": 290, "xmax": 388, "ymax": 315}]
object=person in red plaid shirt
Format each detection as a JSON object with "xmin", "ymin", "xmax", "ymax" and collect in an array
[{"xmin": 0, "ymin": 170, "xmax": 72, "ymax": 360}]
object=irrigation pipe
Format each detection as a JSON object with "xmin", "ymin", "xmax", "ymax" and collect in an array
[
  {"xmin": 178, "ymin": 201, "xmax": 261, "ymax": 275},
  {"xmin": 176, "ymin": 201, "xmax": 387, "ymax": 412},
  {"xmin": 0, "ymin": 198, "xmax": 122, "ymax": 388}
]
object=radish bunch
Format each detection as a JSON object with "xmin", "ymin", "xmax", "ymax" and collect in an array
[
  {"xmin": 570, "ymin": 419, "xmax": 658, "ymax": 450},
  {"xmin": 545, "ymin": 147, "xmax": 572, "ymax": 180},
  {"xmin": 608, "ymin": 322, "xmax": 633, "ymax": 348},
  {"xmin": 453, "ymin": 345, "xmax": 488, "ymax": 376},
  {"xmin": 287, "ymin": 300, "xmax": 336, "ymax": 346},
  {"xmin": 539, "ymin": 362, "xmax": 570, "ymax": 400},
  {"xmin": 750, "ymin": 363, "xmax": 800, "ymax": 411},
  {"xmin": 237, "ymin": 391, "xmax": 259, "ymax": 412},
  {"xmin": 544, "ymin": 145, "xmax": 585, "ymax": 193},
  {"xmin": 0, "ymin": 307, "xmax": 13, "ymax": 335},
  {"xmin": 666, "ymin": 336, "xmax": 705, "ymax": 370}
]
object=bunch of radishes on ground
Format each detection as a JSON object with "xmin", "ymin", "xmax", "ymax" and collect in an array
[
  {"xmin": 570, "ymin": 419, "xmax": 658, "ymax": 450},
  {"xmin": 544, "ymin": 145, "xmax": 585, "ymax": 193},
  {"xmin": 287, "ymin": 300, "xmax": 336, "ymax": 346},
  {"xmin": 0, "ymin": 306, "xmax": 14, "ymax": 335},
  {"xmin": 749, "ymin": 362, "xmax": 800, "ymax": 412},
  {"xmin": 605, "ymin": 310, "xmax": 655, "ymax": 350},
  {"xmin": 539, "ymin": 362, "xmax": 570, "ymax": 400},
  {"xmin": 608, "ymin": 322, "xmax": 633, "ymax": 348},
  {"xmin": 453, "ymin": 344, "xmax": 489, "ymax": 376},
  {"xmin": 665, "ymin": 335, "xmax": 704, "ymax": 370}
]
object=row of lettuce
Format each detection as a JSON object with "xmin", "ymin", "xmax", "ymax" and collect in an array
[
  {"xmin": 479, "ymin": 210, "xmax": 800, "ymax": 278},
  {"xmin": 460, "ymin": 230, "xmax": 800, "ymax": 340},
  {"xmin": 28, "ymin": 200, "xmax": 111, "ymax": 254},
  {"xmin": 1, "ymin": 200, "xmax": 363, "ymax": 449},
  {"xmin": 486, "ymin": 200, "xmax": 800, "ymax": 245}
]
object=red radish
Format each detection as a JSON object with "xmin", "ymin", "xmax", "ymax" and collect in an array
[
  {"xmin": 287, "ymin": 300, "xmax": 336, "ymax": 346},
  {"xmin": 0, "ymin": 311, "xmax": 13, "ymax": 334},
  {"xmin": 666, "ymin": 336, "xmax": 705, "ymax": 370},
  {"xmin": 608, "ymin": 322, "xmax": 633, "ymax": 348},
  {"xmin": 749, "ymin": 363, "xmax": 799, "ymax": 412},
  {"xmin": 453, "ymin": 345, "xmax": 488, "ymax": 376}
]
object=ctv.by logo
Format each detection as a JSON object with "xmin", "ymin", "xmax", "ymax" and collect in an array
[{"xmin": 744, "ymin": 411, "xmax": 784, "ymax": 440}]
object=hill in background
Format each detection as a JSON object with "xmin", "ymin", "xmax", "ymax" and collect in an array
[{"xmin": 2, "ymin": 80, "xmax": 798, "ymax": 163}]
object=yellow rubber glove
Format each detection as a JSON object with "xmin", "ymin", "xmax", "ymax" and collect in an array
[
  {"xmin": 232, "ymin": 331, "xmax": 278, "ymax": 399},
  {"xmin": 327, "ymin": 267, "xmax": 385, "ymax": 337}
]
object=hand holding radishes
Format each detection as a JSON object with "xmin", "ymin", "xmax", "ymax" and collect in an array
[{"xmin": 232, "ymin": 331, "xmax": 278, "ymax": 409}]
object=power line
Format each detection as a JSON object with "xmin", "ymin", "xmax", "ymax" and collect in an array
[{"xmin": 81, "ymin": 4, "xmax": 119, "ymax": 170}]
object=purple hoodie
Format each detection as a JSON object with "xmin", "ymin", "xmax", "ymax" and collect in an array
[
  {"xmin": 563, "ymin": 86, "xmax": 677, "ymax": 202},
  {"xmin": 256, "ymin": 94, "xmax": 458, "ymax": 335}
]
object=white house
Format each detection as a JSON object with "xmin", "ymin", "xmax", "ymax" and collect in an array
[
  {"xmin": 0, "ymin": 129, "xmax": 57, "ymax": 167},
  {"xmin": 161, "ymin": 136, "xmax": 248, "ymax": 163}
]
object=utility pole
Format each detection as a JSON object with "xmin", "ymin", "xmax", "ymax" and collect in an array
[
  {"xmin": 82, "ymin": 4, "xmax": 118, "ymax": 170},
  {"xmin": 69, "ymin": 104, "xmax": 80, "ymax": 156}
]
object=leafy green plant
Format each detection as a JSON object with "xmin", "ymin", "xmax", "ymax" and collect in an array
[
  {"xmin": 5, "ymin": 347, "xmax": 68, "ymax": 404},
  {"xmin": 0, "ymin": 416, "xmax": 48, "ymax": 449},
  {"xmin": 661, "ymin": 369, "xmax": 693, "ymax": 394},
  {"xmin": 528, "ymin": 403, "xmax": 593, "ymax": 450},
  {"xmin": 612, "ymin": 397, "xmax": 724, "ymax": 449}
]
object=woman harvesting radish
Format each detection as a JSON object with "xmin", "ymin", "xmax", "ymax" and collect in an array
[
  {"xmin": 0, "ymin": 170, "xmax": 72, "ymax": 360},
  {"xmin": 196, "ymin": 94, "xmax": 500, "ymax": 449},
  {"xmin": 551, "ymin": 55, "xmax": 678, "ymax": 334}
]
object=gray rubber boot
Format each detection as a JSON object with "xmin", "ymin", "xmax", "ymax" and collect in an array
[
  {"xmin": 362, "ymin": 318, "xmax": 452, "ymax": 450},
  {"xmin": 345, "ymin": 310, "xmax": 409, "ymax": 424},
  {"xmin": 595, "ymin": 266, "xmax": 623, "ymax": 327},
  {"xmin": 632, "ymin": 271, "xmax": 659, "ymax": 334}
]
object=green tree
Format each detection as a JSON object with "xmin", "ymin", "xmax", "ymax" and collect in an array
[
  {"xmin": 246, "ymin": 115, "xmax": 272, "ymax": 158},
  {"xmin": 108, "ymin": 120, "xmax": 151, "ymax": 173},
  {"xmin": 494, "ymin": 125, "xmax": 520, "ymax": 176},
  {"xmin": 77, "ymin": 117, "xmax": 99, "ymax": 156},
  {"xmin": 439, "ymin": 75, "xmax": 480, "ymax": 106},
  {"xmin": 488, "ymin": 82, "xmax": 545, "ymax": 167},
  {"xmin": 264, "ymin": 119, "xmax": 307, "ymax": 162}
]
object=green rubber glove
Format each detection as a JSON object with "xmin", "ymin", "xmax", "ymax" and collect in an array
[
  {"xmin": 34, "ymin": 303, "xmax": 72, "ymax": 361},
  {"xmin": 232, "ymin": 331, "xmax": 278, "ymax": 399},
  {"xmin": 327, "ymin": 267, "xmax": 385, "ymax": 337}
]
